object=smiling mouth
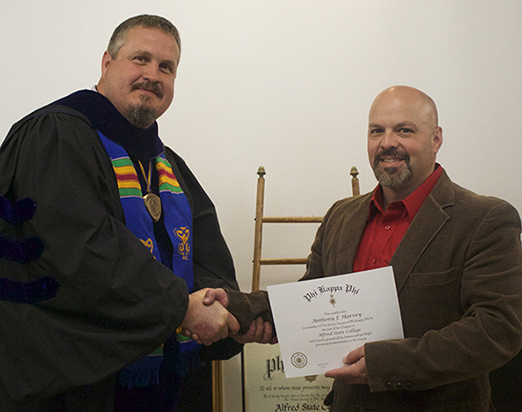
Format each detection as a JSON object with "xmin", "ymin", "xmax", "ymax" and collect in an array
[
  {"xmin": 132, "ymin": 82, "xmax": 163, "ymax": 99},
  {"xmin": 139, "ymin": 88, "xmax": 157, "ymax": 96},
  {"xmin": 381, "ymin": 158, "xmax": 404, "ymax": 163},
  {"xmin": 136, "ymin": 88, "xmax": 160, "ymax": 99},
  {"xmin": 375, "ymin": 148, "xmax": 409, "ymax": 165}
]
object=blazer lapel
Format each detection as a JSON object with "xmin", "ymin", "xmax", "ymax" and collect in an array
[{"xmin": 389, "ymin": 171, "xmax": 455, "ymax": 293}]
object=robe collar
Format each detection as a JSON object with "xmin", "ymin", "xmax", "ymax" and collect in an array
[{"xmin": 53, "ymin": 89, "xmax": 164, "ymax": 160}]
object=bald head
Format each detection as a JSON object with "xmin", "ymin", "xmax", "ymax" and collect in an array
[
  {"xmin": 370, "ymin": 86, "xmax": 439, "ymax": 129},
  {"xmin": 367, "ymin": 86, "xmax": 443, "ymax": 206}
]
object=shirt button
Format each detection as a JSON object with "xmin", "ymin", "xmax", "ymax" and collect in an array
[
  {"xmin": 372, "ymin": 258, "xmax": 378, "ymax": 264},
  {"xmin": 406, "ymin": 382, "xmax": 412, "ymax": 389},
  {"xmin": 386, "ymin": 382, "xmax": 393, "ymax": 389},
  {"xmin": 385, "ymin": 225, "xmax": 391, "ymax": 230}
]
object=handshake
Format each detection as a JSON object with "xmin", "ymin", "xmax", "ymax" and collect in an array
[{"xmin": 180, "ymin": 288, "xmax": 277, "ymax": 346}]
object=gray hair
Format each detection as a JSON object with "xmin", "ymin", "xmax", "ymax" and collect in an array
[{"xmin": 107, "ymin": 14, "xmax": 181, "ymax": 61}]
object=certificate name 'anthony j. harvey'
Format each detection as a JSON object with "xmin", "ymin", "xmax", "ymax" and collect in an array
[{"xmin": 267, "ymin": 266, "xmax": 404, "ymax": 378}]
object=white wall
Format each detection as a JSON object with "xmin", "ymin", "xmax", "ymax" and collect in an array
[{"xmin": 2, "ymin": 1, "xmax": 521, "ymax": 410}]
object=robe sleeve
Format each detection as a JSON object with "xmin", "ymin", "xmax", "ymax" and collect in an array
[
  {"xmin": 226, "ymin": 289, "xmax": 273, "ymax": 333},
  {"xmin": 0, "ymin": 111, "xmax": 189, "ymax": 400}
]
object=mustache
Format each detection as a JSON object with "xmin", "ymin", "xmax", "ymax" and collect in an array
[
  {"xmin": 374, "ymin": 148, "xmax": 410, "ymax": 166},
  {"xmin": 131, "ymin": 81, "xmax": 163, "ymax": 99}
]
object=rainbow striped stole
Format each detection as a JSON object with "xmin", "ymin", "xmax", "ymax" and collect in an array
[
  {"xmin": 110, "ymin": 156, "xmax": 183, "ymax": 198},
  {"xmin": 97, "ymin": 132, "xmax": 199, "ymax": 392},
  {"xmin": 110, "ymin": 157, "xmax": 141, "ymax": 197},
  {"xmin": 156, "ymin": 157, "xmax": 183, "ymax": 194}
]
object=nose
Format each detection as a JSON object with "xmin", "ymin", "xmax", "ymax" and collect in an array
[
  {"xmin": 379, "ymin": 130, "xmax": 399, "ymax": 149},
  {"xmin": 142, "ymin": 64, "xmax": 161, "ymax": 82}
]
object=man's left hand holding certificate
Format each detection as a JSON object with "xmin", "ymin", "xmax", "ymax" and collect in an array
[{"xmin": 267, "ymin": 266, "xmax": 404, "ymax": 379}]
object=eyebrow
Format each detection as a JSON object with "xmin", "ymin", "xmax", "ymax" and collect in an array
[
  {"xmin": 132, "ymin": 50, "xmax": 151, "ymax": 57},
  {"xmin": 395, "ymin": 122, "xmax": 417, "ymax": 129}
]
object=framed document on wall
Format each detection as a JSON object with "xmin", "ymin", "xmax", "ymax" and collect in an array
[{"xmin": 242, "ymin": 343, "xmax": 332, "ymax": 412}]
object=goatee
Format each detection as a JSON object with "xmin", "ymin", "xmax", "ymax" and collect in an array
[
  {"xmin": 372, "ymin": 148, "xmax": 412, "ymax": 188},
  {"xmin": 125, "ymin": 104, "xmax": 157, "ymax": 129}
]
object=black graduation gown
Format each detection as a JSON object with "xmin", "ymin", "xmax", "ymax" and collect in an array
[{"xmin": 0, "ymin": 93, "xmax": 241, "ymax": 402}]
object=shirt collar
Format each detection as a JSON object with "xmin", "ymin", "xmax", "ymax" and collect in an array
[{"xmin": 369, "ymin": 164, "xmax": 443, "ymax": 220}]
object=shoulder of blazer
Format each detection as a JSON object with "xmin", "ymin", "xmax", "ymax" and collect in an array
[
  {"xmin": 326, "ymin": 192, "xmax": 373, "ymax": 218},
  {"xmin": 429, "ymin": 169, "xmax": 515, "ymax": 217}
]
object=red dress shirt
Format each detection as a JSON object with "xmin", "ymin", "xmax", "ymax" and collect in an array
[{"xmin": 352, "ymin": 165, "xmax": 443, "ymax": 272}]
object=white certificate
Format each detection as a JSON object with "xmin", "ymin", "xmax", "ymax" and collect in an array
[{"xmin": 267, "ymin": 266, "xmax": 404, "ymax": 378}]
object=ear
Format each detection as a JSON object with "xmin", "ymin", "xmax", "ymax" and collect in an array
[
  {"xmin": 433, "ymin": 126, "xmax": 443, "ymax": 154},
  {"xmin": 101, "ymin": 51, "xmax": 112, "ymax": 77}
]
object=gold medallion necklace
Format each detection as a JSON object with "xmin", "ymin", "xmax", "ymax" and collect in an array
[{"xmin": 138, "ymin": 160, "xmax": 162, "ymax": 223}]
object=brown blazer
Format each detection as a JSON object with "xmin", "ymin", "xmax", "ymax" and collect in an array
[
  {"xmin": 228, "ymin": 170, "xmax": 522, "ymax": 412},
  {"xmin": 301, "ymin": 170, "xmax": 522, "ymax": 411}
]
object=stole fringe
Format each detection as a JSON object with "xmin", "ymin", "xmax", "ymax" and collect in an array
[
  {"xmin": 117, "ymin": 339, "xmax": 202, "ymax": 389},
  {"xmin": 117, "ymin": 355, "xmax": 163, "ymax": 389}
]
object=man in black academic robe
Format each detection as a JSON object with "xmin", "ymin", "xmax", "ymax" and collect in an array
[{"xmin": 0, "ymin": 14, "xmax": 241, "ymax": 412}]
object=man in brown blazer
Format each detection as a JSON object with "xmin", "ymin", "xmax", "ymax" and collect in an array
[{"xmin": 197, "ymin": 86, "xmax": 522, "ymax": 411}]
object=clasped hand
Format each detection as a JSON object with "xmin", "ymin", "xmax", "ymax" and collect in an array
[
  {"xmin": 182, "ymin": 288, "xmax": 277, "ymax": 345},
  {"xmin": 180, "ymin": 288, "xmax": 239, "ymax": 346}
]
